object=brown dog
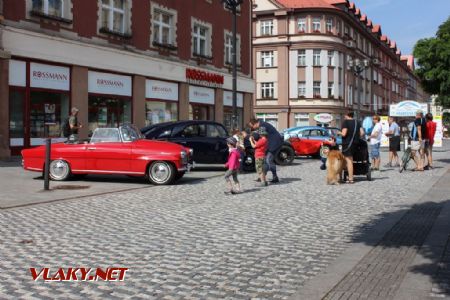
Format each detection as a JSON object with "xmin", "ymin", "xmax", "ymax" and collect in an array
[{"xmin": 326, "ymin": 150, "xmax": 347, "ymax": 185}]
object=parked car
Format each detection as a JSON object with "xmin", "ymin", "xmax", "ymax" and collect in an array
[
  {"xmin": 22, "ymin": 124, "xmax": 191, "ymax": 185},
  {"xmin": 283, "ymin": 126, "xmax": 331, "ymax": 141},
  {"xmin": 142, "ymin": 120, "xmax": 295, "ymax": 170}
]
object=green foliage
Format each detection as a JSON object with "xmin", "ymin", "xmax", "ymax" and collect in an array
[{"xmin": 414, "ymin": 17, "xmax": 450, "ymax": 108}]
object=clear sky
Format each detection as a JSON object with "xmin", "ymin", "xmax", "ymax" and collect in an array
[{"xmin": 355, "ymin": 0, "xmax": 450, "ymax": 56}]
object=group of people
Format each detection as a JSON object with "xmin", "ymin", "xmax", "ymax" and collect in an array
[{"xmin": 224, "ymin": 118, "xmax": 283, "ymax": 195}]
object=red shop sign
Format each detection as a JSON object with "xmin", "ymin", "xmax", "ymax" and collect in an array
[{"xmin": 186, "ymin": 68, "xmax": 224, "ymax": 86}]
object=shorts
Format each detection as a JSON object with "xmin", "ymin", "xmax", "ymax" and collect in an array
[
  {"xmin": 342, "ymin": 143, "xmax": 356, "ymax": 157},
  {"xmin": 370, "ymin": 143, "xmax": 380, "ymax": 159},
  {"xmin": 225, "ymin": 169, "xmax": 239, "ymax": 183},
  {"xmin": 411, "ymin": 140, "xmax": 425, "ymax": 151},
  {"xmin": 255, "ymin": 158, "xmax": 265, "ymax": 175},
  {"xmin": 389, "ymin": 136, "xmax": 400, "ymax": 152}
]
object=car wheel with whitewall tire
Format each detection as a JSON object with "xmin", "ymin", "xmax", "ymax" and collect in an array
[
  {"xmin": 148, "ymin": 161, "xmax": 176, "ymax": 185},
  {"xmin": 49, "ymin": 160, "xmax": 71, "ymax": 181},
  {"xmin": 275, "ymin": 145, "xmax": 295, "ymax": 166}
]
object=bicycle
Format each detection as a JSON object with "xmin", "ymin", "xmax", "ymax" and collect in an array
[{"xmin": 399, "ymin": 142, "xmax": 415, "ymax": 173}]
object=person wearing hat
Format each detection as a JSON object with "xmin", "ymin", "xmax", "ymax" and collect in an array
[
  {"xmin": 250, "ymin": 128, "xmax": 269, "ymax": 187},
  {"xmin": 68, "ymin": 107, "xmax": 82, "ymax": 142},
  {"xmin": 410, "ymin": 110, "xmax": 427, "ymax": 171},
  {"xmin": 224, "ymin": 137, "xmax": 241, "ymax": 195}
]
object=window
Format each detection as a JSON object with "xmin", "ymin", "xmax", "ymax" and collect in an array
[
  {"xmin": 294, "ymin": 113, "xmax": 309, "ymax": 127},
  {"xmin": 207, "ymin": 124, "xmax": 227, "ymax": 138},
  {"xmin": 313, "ymin": 81, "xmax": 321, "ymax": 97},
  {"xmin": 224, "ymin": 31, "xmax": 241, "ymax": 65},
  {"xmin": 298, "ymin": 82, "xmax": 306, "ymax": 97},
  {"xmin": 327, "ymin": 50, "xmax": 334, "ymax": 66},
  {"xmin": 261, "ymin": 20, "xmax": 274, "ymax": 36},
  {"xmin": 101, "ymin": 0, "xmax": 126, "ymax": 33},
  {"xmin": 260, "ymin": 51, "xmax": 274, "ymax": 67},
  {"xmin": 298, "ymin": 17, "xmax": 307, "ymax": 32},
  {"xmin": 313, "ymin": 49, "xmax": 321, "ymax": 66},
  {"xmin": 336, "ymin": 21, "xmax": 341, "ymax": 35},
  {"xmin": 88, "ymin": 96, "xmax": 131, "ymax": 134},
  {"xmin": 312, "ymin": 17, "xmax": 321, "ymax": 32},
  {"xmin": 32, "ymin": 0, "xmax": 64, "ymax": 18},
  {"xmin": 309, "ymin": 129, "xmax": 324, "ymax": 137},
  {"xmin": 152, "ymin": 9, "xmax": 175, "ymax": 46},
  {"xmin": 145, "ymin": 101, "xmax": 178, "ymax": 126},
  {"xmin": 256, "ymin": 113, "xmax": 278, "ymax": 130},
  {"xmin": 326, "ymin": 18, "xmax": 333, "ymax": 32},
  {"xmin": 193, "ymin": 23, "xmax": 209, "ymax": 56},
  {"xmin": 348, "ymin": 85, "xmax": 353, "ymax": 105},
  {"xmin": 177, "ymin": 124, "xmax": 206, "ymax": 138},
  {"xmin": 344, "ymin": 25, "xmax": 349, "ymax": 36},
  {"xmin": 261, "ymin": 82, "xmax": 274, "ymax": 99},
  {"xmin": 298, "ymin": 50, "xmax": 306, "ymax": 66},
  {"xmin": 328, "ymin": 82, "xmax": 334, "ymax": 98}
]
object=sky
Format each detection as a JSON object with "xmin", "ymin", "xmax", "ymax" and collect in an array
[{"xmin": 355, "ymin": 0, "xmax": 450, "ymax": 56}]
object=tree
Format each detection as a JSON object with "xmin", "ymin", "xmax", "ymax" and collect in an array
[{"xmin": 414, "ymin": 17, "xmax": 450, "ymax": 108}]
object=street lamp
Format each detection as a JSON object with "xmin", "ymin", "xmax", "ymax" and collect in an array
[
  {"xmin": 223, "ymin": 0, "xmax": 243, "ymax": 129},
  {"xmin": 347, "ymin": 58, "xmax": 370, "ymax": 120}
]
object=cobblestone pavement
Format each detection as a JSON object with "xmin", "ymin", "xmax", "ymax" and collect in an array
[
  {"xmin": 0, "ymin": 145, "xmax": 449, "ymax": 299},
  {"xmin": 430, "ymin": 237, "xmax": 450, "ymax": 299}
]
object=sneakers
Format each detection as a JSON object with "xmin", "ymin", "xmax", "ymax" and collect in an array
[{"xmin": 270, "ymin": 177, "xmax": 280, "ymax": 183}]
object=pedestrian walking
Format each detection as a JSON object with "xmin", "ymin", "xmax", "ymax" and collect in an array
[
  {"xmin": 368, "ymin": 115, "xmax": 382, "ymax": 170},
  {"xmin": 248, "ymin": 118, "xmax": 283, "ymax": 183},
  {"xmin": 425, "ymin": 113, "xmax": 437, "ymax": 169},
  {"xmin": 338, "ymin": 111, "xmax": 365, "ymax": 184},
  {"xmin": 250, "ymin": 128, "xmax": 268, "ymax": 187},
  {"xmin": 410, "ymin": 110, "xmax": 427, "ymax": 171},
  {"xmin": 224, "ymin": 137, "xmax": 241, "ymax": 195},
  {"xmin": 385, "ymin": 117, "xmax": 401, "ymax": 167},
  {"xmin": 63, "ymin": 107, "xmax": 82, "ymax": 143}
]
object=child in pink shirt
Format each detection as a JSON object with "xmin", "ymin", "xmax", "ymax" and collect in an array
[{"xmin": 224, "ymin": 137, "xmax": 241, "ymax": 195}]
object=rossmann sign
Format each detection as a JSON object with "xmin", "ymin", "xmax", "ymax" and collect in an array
[
  {"xmin": 186, "ymin": 68, "xmax": 224, "ymax": 87},
  {"xmin": 30, "ymin": 63, "xmax": 70, "ymax": 91}
]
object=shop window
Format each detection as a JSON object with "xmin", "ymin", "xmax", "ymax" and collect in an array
[
  {"xmin": 88, "ymin": 96, "xmax": 132, "ymax": 135},
  {"xmin": 189, "ymin": 104, "xmax": 213, "ymax": 121},
  {"xmin": 294, "ymin": 113, "xmax": 309, "ymax": 127},
  {"xmin": 223, "ymin": 107, "xmax": 243, "ymax": 131},
  {"xmin": 145, "ymin": 101, "xmax": 178, "ymax": 126},
  {"xmin": 30, "ymin": 91, "xmax": 69, "ymax": 145},
  {"xmin": 256, "ymin": 113, "xmax": 278, "ymax": 130},
  {"xmin": 100, "ymin": 0, "xmax": 131, "ymax": 35},
  {"xmin": 9, "ymin": 91, "xmax": 25, "ymax": 147},
  {"xmin": 151, "ymin": 4, "xmax": 177, "ymax": 48}
]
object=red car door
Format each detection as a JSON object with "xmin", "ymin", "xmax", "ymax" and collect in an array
[{"xmin": 85, "ymin": 142, "xmax": 132, "ymax": 174}]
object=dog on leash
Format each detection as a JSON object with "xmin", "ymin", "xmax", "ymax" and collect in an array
[{"xmin": 326, "ymin": 150, "xmax": 347, "ymax": 185}]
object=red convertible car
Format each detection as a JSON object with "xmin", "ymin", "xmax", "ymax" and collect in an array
[
  {"xmin": 287, "ymin": 135, "xmax": 338, "ymax": 158},
  {"xmin": 22, "ymin": 125, "xmax": 192, "ymax": 185}
]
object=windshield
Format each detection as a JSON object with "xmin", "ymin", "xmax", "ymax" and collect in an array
[{"xmin": 90, "ymin": 124, "xmax": 144, "ymax": 143}]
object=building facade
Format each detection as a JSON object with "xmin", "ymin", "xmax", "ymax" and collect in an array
[
  {"xmin": 0, "ymin": 0, "xmax": 254, "ymax": 158},
  {"xmin": 252, "ymin": 0, "xmax": 425, "ymax": 130}
]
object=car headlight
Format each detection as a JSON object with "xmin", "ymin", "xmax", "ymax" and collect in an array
[
  {"xmin": 180, "ymin": 150, "xmax": 188, "ymax": 164},
  {"xmin": 189, "ymin": 148, "xmax": 194, "ymax": 157}
]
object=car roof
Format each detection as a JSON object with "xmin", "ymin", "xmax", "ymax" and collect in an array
[
  {"xmin": 286, "ymin": 126, "xmax": 327, "ymax": 132},
  {"xmin": 141, "ymin": 120, "xmax": 227, "ymax": 134}
]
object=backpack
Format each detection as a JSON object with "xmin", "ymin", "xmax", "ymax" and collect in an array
[{"xmin": 62, "ymin": 117, "xmax": 71, "ymax": 138}]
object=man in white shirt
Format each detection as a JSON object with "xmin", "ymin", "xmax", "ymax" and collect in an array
[{"xmin": 369, "ymin": 115, "xmax": 383, "ymax": 170}]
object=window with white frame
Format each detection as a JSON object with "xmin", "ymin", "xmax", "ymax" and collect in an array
[
  {"xmin": 260, "ymin": 20, "xmax": 274, "ymax": 36},
  {"xmin": 101, "ymin": 0, "xmax": 127, "ymax": 33},
  {"xmin": 298, "ymin": 50, "xmax": 306, "ymax": 66},
  {"xmin": 224, "ymin": 33, "xmax": 232, "ymax": 64},
  {"xmin": 312, "ymin": 17, "xmax": 321, "ymax": 32},
  {"xmin": 344, "ymin": 25, "xmax": 349, "ymax": 35},
  {"xmin": 328, "ymin": 82, "xmax": 334, "ymax": 98},
  {"xmin": 313, "ymin": 81, "xmax": 321, "ymax": 97},
  {"xmin": 295, "ymin": 113, "xmax": 309, "ymax": 126},
  {"xmin": 298, "ymin": 82, "xmax": 306, "ymax": 97},
  {"xmin": 152, "ymin": 7, "xmax": 175, "ymax": 46},
  {"xmin": 313, "ymin": 49, "xmax": 321, "ymax": 66},
  {"xmin": 192, "ymin": 21, "xmax": 211, "ymax": 57},
  {"xmin": 327, "ymin": 50, "xmax": 334, "ymax": 66},
  {"xmin": 336, "ymin": 20, "xmax": 341, "ymax": 34},
  {"xmin": 261, "ymin": 82, "xmax": 274, "ymax": 99},
  {"xmin": 256, "ymin": 113, "xmax": 279, "ymax": 130},
  {"xmin": 32, "ymin": 0, "xmax": 66, "ymax": 18},
  {"xmin": 298, "ymin": 17, "xmax": 307, "ymax": 32},
  {"xmin": 260, "ymin": 51, "xmax": 274, "ymax": 67},
  {"xmin": 348, "ymin": 85, "xmax": 353, "ymax": 105},
  {"xmin": 326, "ymin": 18, "xmax": 333, "ymax": 32}
]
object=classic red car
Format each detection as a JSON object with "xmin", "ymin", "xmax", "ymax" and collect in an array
[
  {"xmin": 287, "ymin": 135, "xmax": 338, "ymax": 158},
  {"xmin": 22, "ymin": 125, "xmax": 192, "ymax": 185}
]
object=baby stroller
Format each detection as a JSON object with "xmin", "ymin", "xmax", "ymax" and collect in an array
[{"xmin": 344, "ymin": 139, "xmax": 372, "ymax": 181}]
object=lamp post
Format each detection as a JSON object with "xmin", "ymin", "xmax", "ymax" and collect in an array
[
  {"xmin": 347, "ymin": 58, "xmax": 370, "ymax": 121},
  {"xmin": 223, "ymin": 0, "xmax": 243, "ymax": 129}
]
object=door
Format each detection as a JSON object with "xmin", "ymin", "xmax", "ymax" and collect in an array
[
  {"xmin": 206, "ymin": 124, "xmax": 229, "ymax": 164},
  {"xmin": 170, "ymin": 124, "xmax": 209, "ymax": 164},
  {"xmin": 9, "ymin": 90, "xmax": 26, "ymax": 155}
]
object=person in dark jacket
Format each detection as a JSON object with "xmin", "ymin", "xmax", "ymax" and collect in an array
[{"xmin": 248, "ymin": 118, "xmax": 283, "ymax": 183}]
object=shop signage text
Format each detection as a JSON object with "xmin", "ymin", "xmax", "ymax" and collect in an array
[
  {"xmin": 189, "ymin": 86, "xmax": 215, "ymax": 105},
  {"xmin": 88, "ymin": 71, "xmax": 132, "ymax": 96},
  {"xmin": 314, "ymin": 113, "xmax": 333, "ymax": 124},
  {"xmin": 30, "ymin": 267, "xmax": 128, "ymax": 282},
  {"xmin": 30, "ymin": 63, "xmax": 70, "ymax": 91},
  {"xmin": 223, "ymin": 91, "xmax": 244, "ymax": 107},
  {"xmin": 186, "ymin": 68, "xmax": 224, "ymax": 87},
  {"xmin": 146, "ymin": 80, "xmax": 178, "ymax": 101},
  {"xmin": 389, "ymin": 100, "xmax": 428, "ymax": 117}
]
